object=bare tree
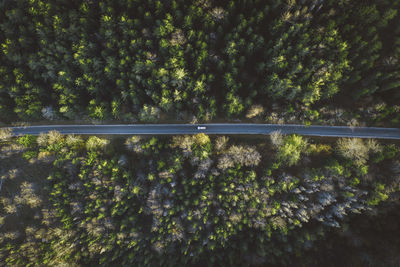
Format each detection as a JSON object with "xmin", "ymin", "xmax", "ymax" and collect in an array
[
  {"xmin": 125, "ymin": 136, "xmax": 143, "ymax": 153},
  {"xmin": 337, "ymin": 138, "xmax": 369, "ymax": 166},
  {"xmin": 0, "ymin": 128, "xmax": 12, "ymax": 142},
  {"xmin": 170, "ymin": 29, "xmax": 186, "ymax": 45},
  {"xmin": 246, "ymin": 105, "xmax": 264, "ymax": 119},
  {"xmin": 41, "ymin": 106, "xmax": 57, "ymax": 120},
  {"xmin": 210, "ymin": 7, "xmax": 226, "ymax": 21},
  {"xmin": 217, "ymin": 154, "xmax": 234, "ymax": 170},
  {"xmin": 214, "ymin": 136, "xmax": 229, "ymax": 152},
  {"xmin": 228, "ymin": 145, "xmax": 261, "ymax": 166},
  {"xmin": 86, "ymin": 136, "xmax": 109, "ymax": 151},
  {"xmin": 218, "ymin": 145, "xmax": 261, "ymax": 169},
  {"xmin": 366, "ymin": 139, "xmax": 382, "ymax": 153},
  {"xmin": 270, "ymin": 130, "xmax": 283, "ymax": 147},
  {"xmin": 37, "ymin": 130, "xmax": 63, "ymax": 147}
]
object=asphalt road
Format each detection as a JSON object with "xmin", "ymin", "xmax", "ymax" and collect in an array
[{"xmin": 5, "ymin": 124, "xmax": 400, "ymax": 139}]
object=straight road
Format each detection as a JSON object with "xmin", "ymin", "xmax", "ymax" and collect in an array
[{"xmin": 5, "ymin": 124, "xmax": 400, "ymax": 139}]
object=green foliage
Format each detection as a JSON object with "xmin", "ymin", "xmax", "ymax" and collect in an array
[
  {"xmin": 138, "ymin": 105, "xmax": 161, "ymax": 122},
  {"xmin": 367, "ymin": 183, "xmax": 389, "ymax": 206},
  {"xmin": 0, "ymin": 0, "xmax": 398, "ymax": 124},
  {"xmin": 1, "ymin": 134, "xmax": 400, "ymax": 266},
  {"xmin": 277, "ymin": 135, "xmax": 308, "ymax": 166},
  {"xmin": 1, "ymin": 0, "xmax": 400, "ymax": 265},
  {"xmin": 17, "ymin": 134, "xmax": 37, "ymax": 148},
  {"xmin": 22, "ymin": 150, "xmax": 38, "ymax": 160}
]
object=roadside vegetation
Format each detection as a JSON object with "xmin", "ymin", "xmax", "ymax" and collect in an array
[{"xmin": 1, "ymin": 133, "xmax": 399, "ymax": 266}]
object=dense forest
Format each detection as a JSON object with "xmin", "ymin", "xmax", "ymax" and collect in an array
[
  {"xmin": 0, "ymin": 0, "xmax": 399, "ymax": 125},
  {"xmin": 1, "ymin": 132, "xmax": 399, "ymax": 266},
  {"xmin": 1, "ymin": 0, "xmax": 400, "ymax": 266}
]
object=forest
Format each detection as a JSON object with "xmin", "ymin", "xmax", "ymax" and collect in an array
[
  {"xmin": 1, "ymin": 0, "xmax": 400, "ymax": 266},
  {"xmin": 0, "ymin": 0, "xmax": 399, "ymax": 125},
  {"xmin": 1, "ymin": 131, "xmax": 400, "ymax": 266}
]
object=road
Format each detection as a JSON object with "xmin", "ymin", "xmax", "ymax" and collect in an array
[{"xmin": 5, "ymin": 124, "xmax": 400, "ymax": 139}]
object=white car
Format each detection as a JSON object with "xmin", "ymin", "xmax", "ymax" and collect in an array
[{"xmin": 197, "ymin": 126, "xmax": 207, "ymax": 130}]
